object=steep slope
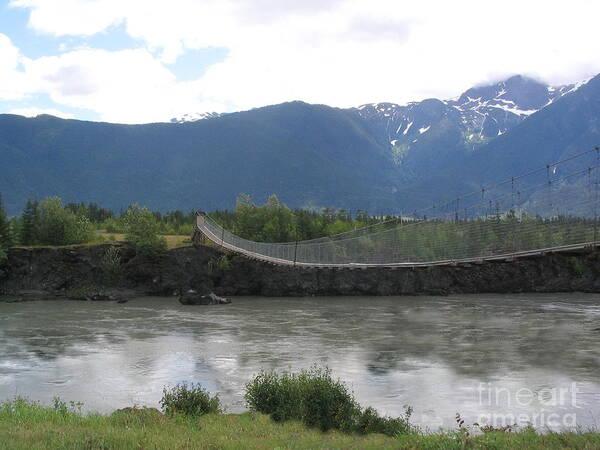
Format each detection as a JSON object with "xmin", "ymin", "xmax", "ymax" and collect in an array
[
  {"xmin": 467, "ymin": 74, "xmax": 599, "ymax": 182},
  {"xmin": 348, "ymin": 76, "xmax": 580, "ymax": 182},
  {"xmin": 0, "ymin": 102, "xmax": 397, "ymax": 214},
  {"xmin": 391, "ymin": 74, "xmax": 600, "ymax": 210}
]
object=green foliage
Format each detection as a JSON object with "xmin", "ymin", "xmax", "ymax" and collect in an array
[
  {"xmin": 123, "ymin": 204, "xmax": 167, "ymax": 256},
  {"xmin": 2, "ymin": 398, "xmax": 600, "ymax": 449},
  {"xmin": 357, "ymin": 406, "xmax": 413, "ymax": 436},
  {"xmin": 569, "ymin": 257, "xmax": 586, "ymax": 277},
  {"xmin": 19, "ymin": 197, "xmax": 95, "ymax": 246},
  {"xmin": 159, "ymin": 382, "xmax": 221, "ymax": 417},
  {"xmin": 99, "ymin": 246, "xmax": 122, "ymax": 283},
  {"xmin": 37, "ymin": 197, "xmax": 95, "ymax": 246},
  {"xmin": 0, "ymin": 193, "xmax": 14, "ymax": 250},
  {"xmin": 208, "ymin": 194, "xmax": 379, "ymax": 244},
  {"xmin": 244, "ymin": 366, "xmax": 412, "ymax": 436},
  {"xmin": 207, "ymin": 255, "xmax": 231, "ymax": 273},
  {"xmin": 20, "ymin": 199, "xmax": 40, "ymax": 245},
  {"xmin": 52, "ymin": 397, "xmax": 83, "ymax": 416},
  {"xmin": 103, "ymin": 217, "xmax": 127, "ymax": 234},
  {"xmin": 65, "ymin": 202, "xmax": 113, "ymax": 222}
]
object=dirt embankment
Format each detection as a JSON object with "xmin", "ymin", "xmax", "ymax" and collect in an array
[{"xmin": 1, "ymin": 244, "xmax": 599, "ymax": 301}]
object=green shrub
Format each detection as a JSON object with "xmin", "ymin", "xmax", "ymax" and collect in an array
[
  {"xmin": 111, "ymin": 406, "xmax": 165, "ymax": 427},
  {"xmin": 123, "ymin": 205, "xmax": 167, "ymax": 257},
  {"xmin": 207, "ymin": 255, "xmax": 232, "ymax": 273},
  {"xmin": 356, "ymin": 406, "xmax": 413, "ymax": 436},
  {"xmin": 99, "ymin": 246, "xmax": 122, "ymax": 283},
  {"xmin": 159, "ymin": 382, "xmax": 221, "ymax": 417},
  {"xmin": 52, "ymin": 397, "xmax": 83, "ymax": 415},
  {"xmin": 104, "ymin": 218, "xmax": 126, "ymax": 234},
  {"xmin": 297, "ymin": 367, "xmax": 361, "ymax": 432},
  {"xmin": 245, "ymin": 367, "xmax": 413, "ymax": 436},
  {"xmin": 26, "ymin": 197, "xmax": 95, "ymax": 246},
  {"xmin": 244, "ymin": 369, "xmax": 306, "ymax": 423}
]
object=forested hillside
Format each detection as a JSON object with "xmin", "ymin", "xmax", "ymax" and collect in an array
[{"xmin": 1, "ymin": 74, "xmax": 598, "ymax": 215}]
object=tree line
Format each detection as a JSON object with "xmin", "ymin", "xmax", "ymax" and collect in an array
[
  {"xmin": 0, "ymin": 196, "xmax": 169, "ymax": 256},
  {"xmin": 1, "ymin": 192, "xmax": 597, "ymax": 262},
  {"xmin": 0, "ymin": 193, "xmax": 386, "ymax": 257}
]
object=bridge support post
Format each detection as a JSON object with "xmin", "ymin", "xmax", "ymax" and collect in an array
[{"xmin": 293, "ymin": 240, "xmax": 298, "ymax": 266}]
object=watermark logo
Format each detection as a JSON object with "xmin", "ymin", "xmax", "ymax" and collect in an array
[{"xmin": 476, "ymin": 382, "xmax": 582, "ymax": 428}]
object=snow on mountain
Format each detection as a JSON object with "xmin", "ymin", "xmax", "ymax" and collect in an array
[
  {"xmin": 444, "ymin": 75, "xmax": 577, "ymax": 140},
  {"xmin": 169, "ymin": 112, "xmax": 223, "ymax": 123},
  {"xmin": 351, "ymin": 75, "xmax": 588, "ymax": 158}
]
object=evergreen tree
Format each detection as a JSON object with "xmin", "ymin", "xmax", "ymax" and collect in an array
[
  {"xmin": 21, "ymin": 199, "xmax": 40, "ymax": 245},
  {"xmin": 0, "ymin": 193, "xmax": 13, "ymax": 249}
]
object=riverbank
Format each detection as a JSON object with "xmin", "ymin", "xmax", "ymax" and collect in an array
[
  {"xmin": 0, "ymin": 399, "xmax": 598, "ymax": 449},
  {"xmin": 1, "ymin": 243, "xmax": 600, "ymax": 300}
]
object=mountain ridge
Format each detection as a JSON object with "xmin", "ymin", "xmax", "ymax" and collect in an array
[{"xmin": 1, "ymin": 73, "xmax": 598, "ymax": 215}]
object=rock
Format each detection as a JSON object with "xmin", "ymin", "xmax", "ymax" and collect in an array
[
  {"xmin": 179, "ymin": 290, "xmax": 231, "ymax": 305},
  {"xmin": 1, "ymin": 290, "xmax": 52, "ymax": 302},
  {"xmin": 0, "ymin": 296, "xmax": 27, "ymax": 303}
]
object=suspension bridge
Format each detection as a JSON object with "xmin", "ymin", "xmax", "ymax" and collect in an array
[{"xmin": 193, "ymin": 148, "xmax": 600, "ymax": 268}]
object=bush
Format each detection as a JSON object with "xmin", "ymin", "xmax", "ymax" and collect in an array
[
  {"xmin": 104, "ymin": 218, "xmax": 126, "ymax": 234},
  {"xmin": 159, "ymin": 383, "xmax": 221, "ymax": 417},
  {"xmin": 245, "ymin": 367, "xmax": 360, "ymax": 432},
  {"xmin": 99, "ymin": 246, "xmax": 122, "ymax": 283},
  {"xmin": 244, "ymin": 369, "xmax": 307, "ymax": 423},
  {"xmin": 245, "ymin": 366, "xmax": 413, "ymax": 436},
  {"xmin": 23, "ymin": 197, "xmax": 94, "ymax": 246},
  {"xmin": 207, "ymin": 255, "xmax": 231, "ymax": 273},
  {"xmin": 123, "ymin": 205, "xmax": 167, "ymax": 257},
  {"xmin": 356, "ymin": 406, "xmax": 413, "ymax": 436}
]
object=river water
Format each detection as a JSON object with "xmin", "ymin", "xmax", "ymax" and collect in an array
[{"xmin": 1, "ymin": 294, "xmax": 599, "ymax": 431}]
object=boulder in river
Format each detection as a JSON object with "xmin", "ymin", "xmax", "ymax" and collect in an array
[{"xmin": 179, "ymin": 290, "xmax": 231, "ymax": 305}]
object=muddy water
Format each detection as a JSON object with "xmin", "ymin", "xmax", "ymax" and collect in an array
[{"xmin": 1, "ymin": 294, "xmax": 599, "ymax": 430}]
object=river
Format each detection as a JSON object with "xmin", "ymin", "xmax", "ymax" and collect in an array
[{"xmin": 1, "ymin": 294, "xmax": 599, "ymax": 431}]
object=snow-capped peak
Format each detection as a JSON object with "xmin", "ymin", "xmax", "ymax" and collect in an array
[
  {"xmin": 170, "ymin": 112, "xmax": 223, "ymax": 123},
  {"xmin": 350, "ymin": 74, "xmax": 595, "ymax": 154}
]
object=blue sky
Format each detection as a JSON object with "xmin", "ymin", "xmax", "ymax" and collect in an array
[{"xmin": 0, "ymin": 0, "xmax": 599, "ymax": 123}]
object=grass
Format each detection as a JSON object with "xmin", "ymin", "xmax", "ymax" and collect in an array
[
  {"xmin": 95, "ymin": 232, "xmax": 190, "ymax": 249},
  {"xmin": 12, "ymin": 233, "xmax": 191, "ymax": 251},
  {"xmin": 1, "ymin": 398, "xmax": 600, "ymax": 449}
]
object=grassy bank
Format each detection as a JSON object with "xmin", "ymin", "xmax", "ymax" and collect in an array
[
  {"xmin": 13, "ymin": 233, "xmax": 191, "ymax": 251},
  {"xmin": 95, "ymin": 232, "xmax": 190, "ymax": 249},
  {"xmin": 1, "ymin": 399, "xmax": 599, "ymax": 449}
]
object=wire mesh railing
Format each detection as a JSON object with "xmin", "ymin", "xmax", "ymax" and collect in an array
[{"xmin": 195, "ymin": 147, "xmax": 600, "ymax": 266}]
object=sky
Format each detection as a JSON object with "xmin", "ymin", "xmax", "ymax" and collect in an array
[{"xmin": 0, "ymin": 0, "xmax": 599, "ymax": 124}]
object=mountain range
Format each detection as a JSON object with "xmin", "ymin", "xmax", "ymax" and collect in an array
[{"xmin": 1, "ymin": 73, "xmax": 599, "ymax": 215}]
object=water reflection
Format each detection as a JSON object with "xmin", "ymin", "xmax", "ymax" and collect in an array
[{"xmin": 1, "ymin": 294, "xmax": 599, "ymax": 429}]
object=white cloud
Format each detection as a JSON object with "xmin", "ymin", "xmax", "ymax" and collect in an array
[
  {"xmin": 7, "ymin": 107, "xmax": 74, "ymax": 119},
  {"xmin": 0, "ymin": 33, "xmax": 29, "ymax": 100},
  {"xmin": 11, "ymin": 0, "xmax": 124, "ymax": 36},
  {"xmin": 23, "ymin": 48, "xmax": 209, "ymax": 123},
  {"xmin": 6, "ymin": 0, "xmax": 600, "ymax": 122}
]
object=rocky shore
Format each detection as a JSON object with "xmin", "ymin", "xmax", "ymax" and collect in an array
[{"xmin": 1, "ymin": 243, "xmax": 599, "ymax": 301}]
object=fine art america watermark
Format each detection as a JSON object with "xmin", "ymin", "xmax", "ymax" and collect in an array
[{"xmin": 476, "ymin": 382, "xmax": 582, "ymax": 428}]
